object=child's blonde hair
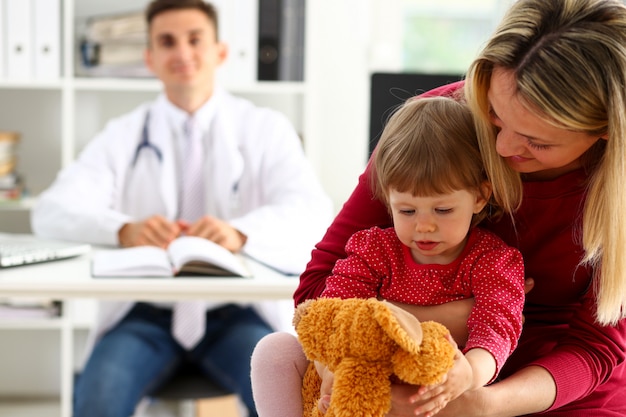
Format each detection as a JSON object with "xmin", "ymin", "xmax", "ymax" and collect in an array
[{"xmin": 372, "ymin": 96, "xmax": 495, "ymax": 227}]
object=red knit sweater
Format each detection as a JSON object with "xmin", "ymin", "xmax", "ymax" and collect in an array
[{"xmin": 294, "ymin": 82, "xmax": 626, "ymax": 415}]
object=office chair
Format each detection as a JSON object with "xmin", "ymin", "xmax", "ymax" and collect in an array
[{"xmin": 141, "ymin": 365, "xmax": 240, "ymax": 417}]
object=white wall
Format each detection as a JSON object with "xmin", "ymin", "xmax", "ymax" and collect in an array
[{"xmin": 305, "ymin": 0, "xmax": 372, "ymax": 213}]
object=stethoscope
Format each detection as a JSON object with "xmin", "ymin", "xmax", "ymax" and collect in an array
[
  {"xmin": 132, "ymin": 111, "xmax": 162, "ymax": 167},
  {"xmin": 129, "ymin": 109, "xmax": 241, "ymax": 211}
]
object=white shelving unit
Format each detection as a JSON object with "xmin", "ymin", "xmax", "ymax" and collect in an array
[
  {"xmin": 0, "ymin": 1, "xmax": 318, "ymax": 416},
  {"xmin": 0, "ymin": 311, "xmax": 77, "ymax": 417},
  {"xmin": 0, "ymin": 0, "xmax": 315, "ymax": 219},
  {"xmin": 0, "ymin": 0, "xmax": 374, "ymax": 414}
]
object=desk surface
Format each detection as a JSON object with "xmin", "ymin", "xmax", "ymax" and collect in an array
[{"xmin": 0, "ymin": 252, "xmax": 299, "ymax": 301}]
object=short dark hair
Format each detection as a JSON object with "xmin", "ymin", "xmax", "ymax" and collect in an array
[{"xmin": 145, "ymin": 0, "xmax": 219, "ymax": 38}]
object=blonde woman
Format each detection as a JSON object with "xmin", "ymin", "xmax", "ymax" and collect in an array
[{"xmin": 294, "ymin": 0, "xmax": 626, "ymax": 415}]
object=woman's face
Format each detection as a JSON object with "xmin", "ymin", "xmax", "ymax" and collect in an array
[{"xmin": 488, "ymin": 67, "xmax": 604, "ymax": 180}]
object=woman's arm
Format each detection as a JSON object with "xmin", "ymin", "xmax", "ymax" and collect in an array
[
  {"xmin": 389, "ymin": 278, "xmax": 534, "ymax": 346},
  {"xmin": 390, "ymin": 301, "xmax": 474, "ymax": 345},
  {"xmin": 382, "ymin": 365, "xmax": 555, "ymax": 417},
  {"xmin": 419, "ymin": 365, "xmax": 556, "ymax": 417}
]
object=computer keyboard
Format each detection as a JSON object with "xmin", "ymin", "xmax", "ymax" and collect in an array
[{"xmin": 0, "ymin": 234, "xmax": 91, "ymax": 268}]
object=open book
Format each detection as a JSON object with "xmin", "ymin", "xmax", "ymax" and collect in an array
[{"xmin": 92, "ymin": 236, "xmax": 250, "ymax": 277}]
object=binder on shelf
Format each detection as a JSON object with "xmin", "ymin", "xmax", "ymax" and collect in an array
[
  {"xmin": 213, "ymin": 0, "xmax": 258, "ymax": 86},
  {"xmin": 0, "ymin": 0, "xmax": 4, "ymax": 79},
  {"xmin": 33, "ymin": 0, "xmax": 61, "ymax": 79},
  {"xmin": 278, "ymin": 0, "xmax": 305, "ymax": 81},
  {"xmin": 257, "ymin": 0, "xmax": 281, "ymax": 81},
  {"xmin": 5, "ymin": 0, "xmax": 33, "ymax": 80}
]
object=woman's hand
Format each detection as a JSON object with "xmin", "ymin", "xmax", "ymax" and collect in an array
[
  {"xmin": 418, "ymin": 387, "xmax": 488, "ymax": 417},
  {"xmin": 386, "ymin": 374, "xmax": 482, "ymax": 417},
  {"xmin": 386, "ymin": 384, "xmax": 424, "ymax": 416}
]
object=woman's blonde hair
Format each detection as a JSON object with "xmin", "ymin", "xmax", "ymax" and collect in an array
[
  {"xmin": 466, "ymin": 0, "xmax": 626, "ymax": 325},
  {"xmin": 372, "ymin": 97, "xmax": 495, "ymax": 228}
]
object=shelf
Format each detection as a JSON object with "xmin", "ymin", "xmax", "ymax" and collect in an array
[
  {"xmin": 0, "ymin": 78, "xmax": 307, "ymax": 95},
  {"xmin": 228, "ymin": 81, "xmax": 308, "ymax": 95},
  {"xmin": 0, "ymin": 398, "xmax": 61, "ymax": 417},
  {"xmin": 72, "ymin": 77, "xmax": 307, "ymax": 94},
  {"xmin": 0, "ymin": 197, "xmax": 36, "ymax": 211},
  {"xmin": 72, "ymin": 76, "xmax": 161, "ymax": 92},
  {"xmin": 0, "ymin": 317, "xmax": 65, "ymax": 330},
  {"xmin": 0, "ymin": 80, "xmax": 63, "ymax": 90}
]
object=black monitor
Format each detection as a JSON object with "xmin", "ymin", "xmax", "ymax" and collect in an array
[{"xmin": 368, "ymin": 72, "xmax": 463, "ymax": 157}]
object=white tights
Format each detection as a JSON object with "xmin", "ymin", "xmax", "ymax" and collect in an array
[{"xmin": 250, "ymin": 332, "xmax": 310, "ymax": 417}]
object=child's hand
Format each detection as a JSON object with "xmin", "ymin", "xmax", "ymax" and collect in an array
[
  {"xmin": 314, "ymin": 361, "xmax": 334, "ymax": 414},
  {"xmin": 410, "ymin": 335, "xmax": 473, "ymax": 417}
]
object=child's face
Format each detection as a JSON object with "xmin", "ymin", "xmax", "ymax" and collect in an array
[{"xmin": 389, "ymin": 188, "xmax": 488, "ymax": 265}]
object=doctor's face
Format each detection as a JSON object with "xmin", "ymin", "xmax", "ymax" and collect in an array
[{"xmin": 145, "ymin": 8, "xmax": 227, "ymax": 97}]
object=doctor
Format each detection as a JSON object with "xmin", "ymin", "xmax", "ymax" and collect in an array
[{"xmin": 31, "ymin": 1, "xmax": 332, "ymax": 417}]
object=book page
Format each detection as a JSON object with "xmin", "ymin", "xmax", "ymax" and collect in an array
[
  {"xmin": 92, "ymin": 246, "xmax": 173, "ymax": 277},
  {"xmin": 167, "ymin": 236, "xmax": 251, "ymax": 277}
]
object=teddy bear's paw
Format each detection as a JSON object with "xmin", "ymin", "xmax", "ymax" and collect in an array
[{"xmin": 392, "ymin": 321, "xmax": 455, "ymax": 386}]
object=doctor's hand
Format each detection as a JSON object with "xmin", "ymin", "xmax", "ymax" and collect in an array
[
  {"xmin": 178, "ymin": 215, "xmax": 247, "ymax": 252},
  {"xmin": 118, "ymin": 216, "xmax": 182, "ymax": 249}
]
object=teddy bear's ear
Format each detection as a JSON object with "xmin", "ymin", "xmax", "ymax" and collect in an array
[
  {"xmin": 293, "ymin": 299, "xmax": 314, "ymax": 328},
  {"xmin": 372, "ymin": 300, "xmax": 423, "ymax": 355}
]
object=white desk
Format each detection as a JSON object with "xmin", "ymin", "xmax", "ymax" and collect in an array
[
  {"xmin": 0, "ymin": 251, "xmax": 299, "ymax": 301},
  {"xmin": 0, "ymin": 250, "xmax": 299, "ymax": 417}
]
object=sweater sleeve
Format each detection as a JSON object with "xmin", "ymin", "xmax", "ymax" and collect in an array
[
  {"xmin": 462, "ymin": 235, "xmax": 525, "ymax": 382},
  {"xmin": 530, "ymin": 289, "xmax": 626, "ymax": 410},
  {"xmin": 293, "ymin": 81, "xmax": 466, "ymax": 306},
  {"xmin": 321, "ymin": 228, "xmax": 391, "ymax": 300}
]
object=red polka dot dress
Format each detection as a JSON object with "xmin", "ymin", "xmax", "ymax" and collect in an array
[{"xmin": 321, "ymin": 226, "xmax": 525, "ymax": 380}]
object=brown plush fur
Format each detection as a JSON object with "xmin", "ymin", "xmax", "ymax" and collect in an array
[{"xmin": 293, "ymin": 298, "xmax": 455, "ymax": 417}]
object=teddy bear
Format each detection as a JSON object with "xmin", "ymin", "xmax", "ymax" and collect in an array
[{"xmin": 293, "ymin": 297, "xmax": 456, "ymax": 417}]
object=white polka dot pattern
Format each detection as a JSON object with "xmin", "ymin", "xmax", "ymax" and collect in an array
[{"xmin": 321, "ymin": 226, "xmax": 525, "ymax": 378}]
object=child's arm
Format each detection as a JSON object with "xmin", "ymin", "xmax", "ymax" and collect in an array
[{"xmin": 464, "ymin": 348, "xmax": 497, "ymax": 390}]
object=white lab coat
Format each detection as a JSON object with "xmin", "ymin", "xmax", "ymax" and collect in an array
[{"xmin": 32, "ymin": 88, "xmax": 333, "ymax": 360}]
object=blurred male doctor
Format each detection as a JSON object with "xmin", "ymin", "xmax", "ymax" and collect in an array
[{"xmin": 31, "ymin": 1, "xmax": 332, "ymax": 416}]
